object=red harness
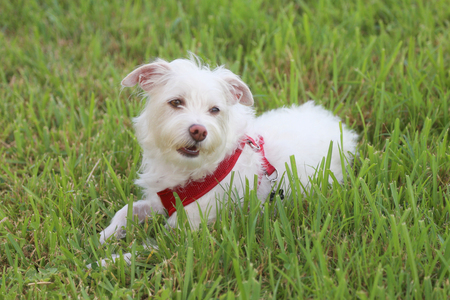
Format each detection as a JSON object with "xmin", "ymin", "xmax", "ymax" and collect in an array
[{"xmin": 157, "ymin": 135, "xmax": 277, "ymax": 216}]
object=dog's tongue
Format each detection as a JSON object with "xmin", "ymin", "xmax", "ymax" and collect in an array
[{"xmin": 178, "ymin": 146, "xmax": 200, "ymax": 157}]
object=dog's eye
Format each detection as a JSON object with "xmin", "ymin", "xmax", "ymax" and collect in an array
[
  {"xmin": 169, "ymin": 99, "xmax": 183, "ymax": 108},
  {"xmin": 209, "ymin": 107, "xmax": 220, "ymax": 114}
]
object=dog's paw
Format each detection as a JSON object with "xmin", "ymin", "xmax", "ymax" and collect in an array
[{"xmin": 86, "ymin": 253, "xmax": 132, "ymax": 269}]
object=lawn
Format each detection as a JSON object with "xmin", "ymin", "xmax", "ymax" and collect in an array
[{"xmin": 1, "ymin": 0, "xmax": 450, "ymax": 298}]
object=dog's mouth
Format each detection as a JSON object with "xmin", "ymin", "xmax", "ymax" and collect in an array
[{"xmin": 177, "ymin": 146, "xmax": 200, "ymax": 158}]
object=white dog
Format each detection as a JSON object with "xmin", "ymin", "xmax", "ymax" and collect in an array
[{"xmin": 98, "ymin": 55, "xmax": 358, "ymax": 244}]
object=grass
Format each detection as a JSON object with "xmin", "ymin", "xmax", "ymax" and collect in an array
[{"xmin": 1, "ymin": 0, "xmax": 450, "ymax": 298}]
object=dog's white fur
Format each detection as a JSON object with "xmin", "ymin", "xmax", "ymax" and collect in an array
[{"xmin": 98, "ymin": 55, "xmax": 358, "ymax": 244}]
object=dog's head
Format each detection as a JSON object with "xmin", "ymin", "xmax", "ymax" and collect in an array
[{"xmin": 122, "ymin": 55, "xmax": 254, "ymax": 169}]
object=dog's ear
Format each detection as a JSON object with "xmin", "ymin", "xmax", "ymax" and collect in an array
[
  {"xmin": 121, "ymin": 60, "xmax": 170, "ymax": 91},
  {"xmin": 216, "ymin": 69, "xmax": 253, "ymax": 106},
  {"xmin": 225, "ymin": 77, "xmax": 254, "ymax": 106}
]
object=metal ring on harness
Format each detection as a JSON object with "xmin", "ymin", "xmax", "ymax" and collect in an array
[
  {"xmin": 265, "ymin": 168, "xmax": 279, "ymax": 183},
  {"xmin": 246, "ymin": 140, "xmax": 261, "ymax": 151}
]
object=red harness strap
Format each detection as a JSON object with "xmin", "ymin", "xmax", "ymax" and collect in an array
[
  {"xmin": 158, "ymin": 135, "xmax": 276, "ymax": 216},
  {"xmin": 245, "ymin": 135, "xmax": 277, "ymax": 178}
]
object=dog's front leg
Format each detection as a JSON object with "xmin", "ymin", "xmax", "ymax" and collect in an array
[
  {"xmin": 166, "ymin": 197, "xmax": 217, "ymax": 230},
  {"xmin": 99, "ymin": 199, "xmax": 164, "ymax": 244}
]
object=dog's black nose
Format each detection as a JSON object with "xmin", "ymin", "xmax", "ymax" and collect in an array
[{"xmin": 189, "ymin": 124, "xmax": 207, "ymax": 142}]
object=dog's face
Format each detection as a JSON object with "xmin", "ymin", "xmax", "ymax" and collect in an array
[{"xmin": 122, "ymin": 57, "xmax": 254, "ymax": 168}]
